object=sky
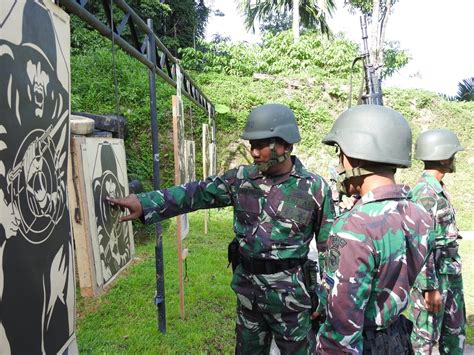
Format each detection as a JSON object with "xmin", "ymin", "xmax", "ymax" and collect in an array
[{"xmin": 205, "ymin": 0, "xmax": 474, "ymax": 96}]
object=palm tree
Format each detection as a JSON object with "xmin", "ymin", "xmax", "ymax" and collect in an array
[
  {"xmin": 455, "ymin": 77, "xmax": 474, "ymax": 101},
  {"xmin": 441, "ymin": 77, "xmax": 474, "ymax": 102},
  {"xmin": 238, "ymin": 0, "xmax": 336, "ymax": 42}
]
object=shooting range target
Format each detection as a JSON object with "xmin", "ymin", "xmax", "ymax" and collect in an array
[
  {"xmin": 0, "ymin": 1, "xmax": 76, "ymax": 353},
  {"xmin": 83, "ymin": 138, "xmax": 134, "ymax": 287},
  {"xmin": 9, "ymin": 128, "xmax": 66, "ymax": 244}
]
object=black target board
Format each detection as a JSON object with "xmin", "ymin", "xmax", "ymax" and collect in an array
[
  {"xmin": 69, "ymin": 137, "xmax": 134, "ymax": 296},
  {"xmin": 0, "ymin": 1, "xmax": 76, "ymax": 353}
]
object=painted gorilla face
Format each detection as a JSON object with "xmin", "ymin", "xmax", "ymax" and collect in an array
[{"xmin": 26, "ymin": 59, "xmax": 50, "ymax": 118}]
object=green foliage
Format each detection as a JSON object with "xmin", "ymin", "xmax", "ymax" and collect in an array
[
  {"xmin": 159, "ymin": 0, "xmax": 210, "ymax": 54},
  {"xmin": 71, "ymin": 47, "xmax": 207, "ymax": 198},
  {"xmin": 70, "ymin": 17, "xmax": 109, "ymax": 56},
  {"xmin": 344, "ymin": 0, "xmax": 400, "ymax": 16},
  {"xmin": 259, "ymin": 9, "xmax": 292, "ymax": 35},
  {"xmin": 180, "ymin": 31, "xmax": 359, "ymax": 78},
  {"xmin": 70, "ymin": 0, "xmax": 209, "ymax": 56},
  {"xmin": 383, "ymin": 41, "xmax": 410, "ymax": 78}
]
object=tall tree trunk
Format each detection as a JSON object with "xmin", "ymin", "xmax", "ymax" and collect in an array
[
  {"xmin": 369, "ymin": 0, "xmax": 393, "ymax": 80},
  {"xmin": 292, "ymin": 0, "xmax": 300, "ymax": 42},
  {"xmin": 370, "ymin": 0, "xmax": 380, "ymax": 77}
]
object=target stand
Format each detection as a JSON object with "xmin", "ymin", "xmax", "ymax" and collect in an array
[{"xmin": 68, "ymin": 136, "xmax": 135, "ymax": 297}]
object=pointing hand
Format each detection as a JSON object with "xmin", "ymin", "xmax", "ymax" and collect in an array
[{"xmin": 106, "ymin": 194, "xmax": 143, "ymax": 222}]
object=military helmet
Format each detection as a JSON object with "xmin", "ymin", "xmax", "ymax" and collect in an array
[
  {"xmin": 241, "ymin": 103, "xmax": 301, "ymax": 144},
  {"xmin": 322, "ymin": 104, "xmax": 412, "ymax": 168},
  {"xmin": 415, "ymin": 129, "xmax": 464, "ymax": 161}
]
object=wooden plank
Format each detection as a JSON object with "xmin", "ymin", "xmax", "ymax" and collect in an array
[
  {"xmin": 202, "ymin": 124, "xmax": 209, "ymax": 234},
  {"xmin": 182, "ymin": 248, "xmax": 189, "ymax": 260},
  {"xmin": 68, "ymin": 136, "xmax": 99, "ymax": 297},
  {"xmin": 172, "ymin": 95, "xmax": 185, "ymax": 320}
]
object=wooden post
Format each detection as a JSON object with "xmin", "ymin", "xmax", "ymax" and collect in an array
[
  {"xmin": 202, "ymin": 123, "xmax": 209, "ymax": 234},
  {"xmin": 172, "ymin": 96, "xmax": 186, "ymax": 320}
]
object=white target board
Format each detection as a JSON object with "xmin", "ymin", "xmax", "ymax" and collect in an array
[
  {"xmin": 69, "ymin": 137, "xmax": 134, "ymax": 297},
  {"xmin": 0, "ymin": 1, "xmax": 77, "ymax": 353}
]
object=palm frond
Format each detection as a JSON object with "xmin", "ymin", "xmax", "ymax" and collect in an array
[{"xmin": 457, "ymin": 77, "xmax": 474, "ymax": 102}]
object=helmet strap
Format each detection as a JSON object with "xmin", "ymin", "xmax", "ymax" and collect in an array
[
  {"xmin": 441, "ymin": 157, "xmax": 456, "ymax": 173},
  {"xmin": 336, "ymin": 163, "xmax": 395, "ymax": 196},
  {"xmin": 256, "ymin": 140, "xmax": 291, "ymax": 173}
]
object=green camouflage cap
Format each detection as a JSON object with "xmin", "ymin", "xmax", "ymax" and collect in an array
[
  {"xmin": 322, "ymin": 105, "xmax": 412, "ymax": 168},
  {"xmin": 415, "ymin": 128, "xmax": 464, "ymax": 161},
  {"xmin": 241, "ymin": 104, "xmax": 301, "ymax": 144}
]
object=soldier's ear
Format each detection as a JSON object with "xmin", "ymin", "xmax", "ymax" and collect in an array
[{"xmin": 286, "ymin": 144, "xmax": 293, "ymax": 153}]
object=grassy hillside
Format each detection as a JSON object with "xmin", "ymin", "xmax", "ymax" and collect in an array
[
  {"xmin": 72, "ymin": 47, "xmax": 473, "ymax": 230},
  {"xmin": 192, "ymin": 72, "xmax": 474, "ymax": 230}
]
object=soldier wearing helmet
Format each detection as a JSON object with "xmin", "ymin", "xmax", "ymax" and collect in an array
[
  {"xmin": 315, "ymin": 105, "xmax": 434, "ymax": 354},
  {"xmin": 408, "ymin": 129, "xmax": 465, "ymax": 355},
  {"xmin": 109, "ymin": 103, "xmax": 335, "ymax": 353}
]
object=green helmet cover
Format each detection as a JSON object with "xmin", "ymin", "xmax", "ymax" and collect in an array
[
  {"xmin": 415, "ymin": 128, "xmax": 464, "ymax": 161},
  {"xmin": 322, "ymin": 105, "xmax": 412, "ymax": 168},
  {"xmin": 241, "ymin": 103, "xmax": 301, "ymax": 144}
]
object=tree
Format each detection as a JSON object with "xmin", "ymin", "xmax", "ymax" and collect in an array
[
  {"xmin": 346, "ymin": 0, "xmax": 399, "ymax": 80},
  {"xmin": 70, "ymin": 1, "xmax": 210, "ymax": 56},
  {"xmin": 156, "ymin": 0, "xmax": 211, "ymax": 54},
  {"xmin": 443, "ymin": 78, "xmax": 474, "ymax": 102},
  {"xmin": 259, "ymin": 9, "xmax": 292, "ymax": 35},
  {"xmin": 238, "ymin": 0, "xmax": 336, "ymax": 42}
]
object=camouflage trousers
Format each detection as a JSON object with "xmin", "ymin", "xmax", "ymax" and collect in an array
[
  {"xmin": 232, "ymin": 265, "xmax": 315, "ymax": 354},
  {"xmin": 409, "ymin": 273, "xmax": 465, "ymax": 355}
]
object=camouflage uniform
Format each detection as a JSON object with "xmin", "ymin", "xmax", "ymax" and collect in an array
[
  {"xmin": 409, "ymin": 172, "xmax": 465, "ymax": 355},
  {"xmin": 137, "ymin": 156, "xmax": 335, "ymax": 354},
  {"xmin": 316, "ymin": 184, "xmax": 434, "ymax": 354}
]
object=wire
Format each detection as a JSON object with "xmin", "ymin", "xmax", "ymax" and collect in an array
[{"xmin": 110, "ymin": 0, "xmax": 120, "ymax": 115}]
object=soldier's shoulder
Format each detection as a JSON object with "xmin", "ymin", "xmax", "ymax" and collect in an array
[
  {"xmin": 330, "ymin": 214, "xmax": 369, "ymax": 244},
  {"xmin": 411, "ymin": 182, "xmax": 441, "ymax": 213},
  {"xmin": 301, "ymin": 168, "xmax": 330, "ymax": 189},
  {"xmin": 405, "ymin": 199, "xmax": 435, "ymax": 227},
  {"xmin": 411, "ymin": 181, "xmax": 437, "ymax": 199},
  {"xmin": 220, "ymin": 166, "xmax": 241, "ymax": 182},
  {"xmin": 224, "ymin": 164, "xmax": 261, "ymax": 182}
]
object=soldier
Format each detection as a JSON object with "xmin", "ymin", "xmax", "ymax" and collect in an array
[
  {"xmin": 409, "ymin": 129, "xmax": 465, "ymax": 355},
  {"xmin": 315, "ymin": 105, "xmax": 434, "ymax": 354},
  {"xmin": 108, "ymin": 103, "xmax": 335, "ymax": 354}
]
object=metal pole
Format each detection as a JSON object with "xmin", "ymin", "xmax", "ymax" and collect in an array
[
  {"xmin": 59, "ymin": 0, "xmax": 214, "ymax": 113},
  {"xmin": 147, "ymin": 18, "xmax": 166, "ymax": 333}
]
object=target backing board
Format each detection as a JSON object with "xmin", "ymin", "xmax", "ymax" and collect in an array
[
  {"xmin": 184, "ymin": 140, "xmax": 196, "ymax": 183},
  {"xmin": 69, "ymin": 136, "xmax": 134, "ymax": 297},
  {"xmin": 0, "ymin": 1, "xmax": 77, "ymax": 353}
]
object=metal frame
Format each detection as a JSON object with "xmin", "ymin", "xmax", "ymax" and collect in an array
[
  {"xmin": 60, "ymin": 0, "xmax": 215, "ymax": 115},
  {"xmin": 60, "ymin": 0, "xmax": 217, "ymax": 333}
]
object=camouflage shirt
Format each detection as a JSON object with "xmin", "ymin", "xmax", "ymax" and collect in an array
[
  {"xmin": 316, "ymin": 184, "xmax": 433, "ymax": 354},
  {"xmin": 412, "ymin": 171, "xmax": 462, "ymax": 290},
  {"xmin": 138, "ymin": 156, "xmax": 335, "ymax": 262}
]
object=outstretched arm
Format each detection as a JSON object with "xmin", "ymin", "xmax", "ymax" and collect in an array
[{"xmin": 107, "ymin": 170, "xmax": 237, "ymax": 224}]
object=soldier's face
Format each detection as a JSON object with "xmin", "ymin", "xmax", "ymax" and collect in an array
[
  {"xmin": 249, "ymin": 139, "xmax": 286, "ymax": 163},
  {"xmin": 440, "ymin": 157, "xmax": 456, "ymax": 173},
  {"xmin": 339, "ymin": 152, "xmax": 360, "ymax": 195}
]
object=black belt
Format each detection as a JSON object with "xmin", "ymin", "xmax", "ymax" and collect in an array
[
  {"xmin": 240, "ymin": 257, "xmax": 303, "ymax": 274},
  {"xmin": 434, "ymin": 243, "xmax": 458, "ymax": 264},
  {"xmin": 363, "ymin": 315, "xmax": 414, "ymax": 355}
]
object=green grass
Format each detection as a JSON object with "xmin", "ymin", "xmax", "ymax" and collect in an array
[
  {"xmin": 77, "ymin": 209, "xmax": 236, "ymax": 353},
  {"xmin": 460, "ymin": 239, "xmax": 474, "ymax": 344},
  {"xmin": 77, "ymin": 210, "xmax": 474, "ymax": 352}
]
